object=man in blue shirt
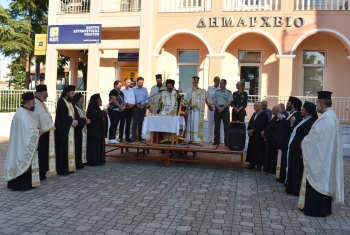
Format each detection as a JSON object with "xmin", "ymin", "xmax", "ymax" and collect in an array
[
  {"xmin": 262, "ymin": 100, "xmax": 272, "ymax": 122},
  {"xmin": 131, "ymin": 77, "xmax": 149, "ymax": 141}
]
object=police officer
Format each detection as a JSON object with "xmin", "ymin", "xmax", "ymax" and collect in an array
[
  {"xmin": 231, "ymin": 81, "xmax": 248, "ymax": 122},
  {"xmin": 213, "ymin": 79, "xmax": 233, "ymax": 146}
]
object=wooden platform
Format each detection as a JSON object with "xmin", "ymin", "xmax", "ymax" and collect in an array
[{"xmin": 105, "ymin": 141, "xmax": 244, "ymax": 172}]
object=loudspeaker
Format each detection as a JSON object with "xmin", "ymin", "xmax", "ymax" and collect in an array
[{"xmin": 227, "ymin": 122, "xmax": 246, "ymax": 151}]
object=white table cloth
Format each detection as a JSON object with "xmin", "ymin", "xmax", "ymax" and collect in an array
[{"xmin": 142, "ymin": 116, "xmax": 186, "ymax": 136}]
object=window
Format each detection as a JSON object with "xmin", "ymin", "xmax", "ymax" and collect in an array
[
  {"xmin": 238, "ymin": 51, "xmax": 261, "ymax": 97},
  {"xmin": 178, "ymin": 50, "xmax": 199, "ymax": 92},
  {"xmin": 304, "ymin": 0, "xmax": 325, "ymax": 4},
  {"xmin": 303, "ymin": 51, "xmax": 325, "ymax": 97}
]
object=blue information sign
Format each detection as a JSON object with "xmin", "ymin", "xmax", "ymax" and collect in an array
[
  {"xmin": 118, "ymin": 53, "xmax": 139, "ymax": 62},
  {"xmin": 48, "ymin": 24, "xmax": 102, "ymax": 44}
]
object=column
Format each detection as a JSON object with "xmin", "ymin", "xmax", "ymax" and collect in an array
[
  {"xmin": 139, "ymin": 0, "xmax": 154, "ymax": 88},
  {"xmin": 69, "ymin": 55, "xmax": 78, "ymax": 87},
  {"xmin": 277, "ymin": 55, "xmax": 295, "ymax": 98},
  {"xmin": 45, "ymin": 44, "xmax": 58, "ymax": 102},
  {"xmin": 87, "ymin": 45, "xmax": 100, "ymax": 97},
  {"xmin": 207, "ymin": 54, "xmax": 224, "ymax": 88}
]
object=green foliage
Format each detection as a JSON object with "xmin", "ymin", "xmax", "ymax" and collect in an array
[{"xmin": 0, "ymin": 6, "xmax": 32, "ymax": 56}]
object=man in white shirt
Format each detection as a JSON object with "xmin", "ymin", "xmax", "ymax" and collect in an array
[
  {"xmin": 205, "ymin": 76, "xmax": 223, "ymax": 143},
  {"xmin": 119, "ymin": 78, "xmax": 135, "ymax": 143}
]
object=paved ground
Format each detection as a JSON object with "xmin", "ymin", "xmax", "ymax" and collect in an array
[{"xmin": 1, "ymin": 137, "xmax": 350, "ymax": 235}]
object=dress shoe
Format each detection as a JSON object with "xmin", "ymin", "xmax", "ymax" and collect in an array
[
  {"xmin": 212, "ymin": 142, "xmax": 219, "ymax": 145},
  {"xmin": 244, "ymin": 166, "xmax": 255, "ymax": 170},
  {"xmin": 119, "ymin": 139, "xmax": 124, "ymax": 143},
  {"xmin": 139, "ymin": 138, "xmax": 146, "ymax": 142},
  {"xmin": 125, "ymin": 138, "xmax": 134, "ymax": 143}
]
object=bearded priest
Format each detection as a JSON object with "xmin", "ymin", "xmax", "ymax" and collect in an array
[
  {"xmin": 4, "ymin": 92, "xmax": 40, "ymax": 191},
  {"xmin": 32, "ymin": 84, "xmax": 56, "ymax": 180},
  {"xmin": 55, "ymin": 85, "xmax": 78, "ymax": 175}
]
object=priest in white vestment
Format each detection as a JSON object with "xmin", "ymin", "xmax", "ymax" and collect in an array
[
  {"xmin": 149, "ymin": 74, "xmax": 165, "ymax": 114},
  {"xmin": 32, "ymin": 84, "xmax": 56, "ymax": 179},
  {"xmin": 297, "ymin": 91, "xmax": 344, "ymax": 217},
  {"xmin": 184, "ymin": 76, "xmax": 206, "ymax": 143},
  {"xmin": 3, "ymin": 92, "xmax": 40, "ymax": 191},
  {"xmin": 160, "ymin": 79, "xmax": 179, "ymax": 116}
]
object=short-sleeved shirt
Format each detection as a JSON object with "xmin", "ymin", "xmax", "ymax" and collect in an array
[
  {"xmin": 121, "ymin": 86, "xmax": 135, "ymax": 105},
  {"xmin": 232, "ymin": 90, "xmax": 248, "ymax": 115},
  {"xmin": 109, "ymin": 89, "xmax": 124, "ymax": 111},
  {"xmin": 214, "ymin": 89, "xmax": 233, "ymax": 106},
  {"xmin": 206, "ymin": 85, "xmax": 220, "ymax": 105}
]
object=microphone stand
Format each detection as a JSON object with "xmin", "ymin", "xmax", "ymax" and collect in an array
[
  {"xmin": 133, "ymin": 90, "xmax": 164, "ymax": 146},
  {"xmin": 180, "ymin": 95, "xmax": 203, "ymax": 148}
]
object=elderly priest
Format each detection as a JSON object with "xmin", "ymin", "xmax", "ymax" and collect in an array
[
  {"xmin": 4, "ymin": 92, "xmax": 40, "ymax": 191},
  {"xmin": 297, "ymin": 91, "xmax": 344, "ymax": 217},
  {"xmin": 32, "ymin": 84, "xmax": 56, "ymax": 179}
]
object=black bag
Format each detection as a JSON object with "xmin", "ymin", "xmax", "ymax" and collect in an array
[{"xmin": 272, "ymin": 120, "xmax": 289, "ymax": 150}]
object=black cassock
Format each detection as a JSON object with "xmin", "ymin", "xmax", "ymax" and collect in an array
[
  {"xmin": 246, "ymin": 111, "xmax": 268, "ymax": 168},
  {"xmin": 7, "ymin": 167, "xmax": 32, "ymax": 191},
  {"xmin": 86, "ymin": 105, "xmax": 106, "ymax": 166},
  {"xmin": 285, "ymin": 117, "xmax": 315, "ymax": 195},
  {"xmin": 262, "ymin": 115, "xmax": 279, "ymax": 173},
  {"xmin": 304, "ymin": 180, "xmax": 332, "ymax": 217},
  {"xmin": 73, "ymin": 106, "xmax": 86, "ymax": 169},
  {"xmin": 275, "ymin": 111, "xmax": 302, "ymax": 184},
  {"xmin": 38, "ymin": 132, "xmax": 49, "ymax": 179},
  {"xmin": 55, "ymin": 97, "xmax": 74, "ymax": 174}
]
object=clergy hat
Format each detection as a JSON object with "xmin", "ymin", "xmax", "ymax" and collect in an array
[
  {"xmin": 192, "ymin": 76, "xmax": 200, "ymax": 82},
  {"xmin": 36, "ymin": 84, "xmax": 47, "ymax": 92},
  {"xmin": 288, "ymin": 96, "xmax": 302, "ymax": 111},
  {"xmin": 72, "ymin": 92, "xmax": 83, "ymax": 106},
  {"xmin": 155, "ymin": 74, "xmax": 162, "ymax": 79},
  {"xmin": 317, "ymin": 91, "xmax": 332, "ymax": 100},
  {"xmin": 303, "ymin": 101, "xmax": 318, "ymax": 120},
  {"xmin": 22, "ymin": 92, "xmax": 34, "ymax": 102},
  {"xmin": 60, "ymin": 85, "xmax": 76, "ymax": 98},
  {"xmin": 166, "ymin": 79, "xmax": 175, "ymax": 86}
]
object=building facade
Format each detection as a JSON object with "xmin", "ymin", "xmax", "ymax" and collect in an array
[{"xmin": 46, "ymin": 1, "xmax": 350, "ymax": 109}]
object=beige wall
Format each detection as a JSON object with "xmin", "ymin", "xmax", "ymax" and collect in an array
[
  {"xmin": 294, "ymin": 33, "xmax": 350, "ymax": 97},
  {"xmin": 45, "ymin": 0, "xmax": 350, "ymax": 101}
]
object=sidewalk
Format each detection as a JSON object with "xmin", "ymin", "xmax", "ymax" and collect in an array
[{"xmin": 0, "ymin": 137, "xmax": 350, "ymax": 235}]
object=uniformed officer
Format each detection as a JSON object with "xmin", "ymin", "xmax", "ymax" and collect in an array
[
  {"xmin": 213, "ymin": 79, "xmax": 233, "ymax": 146},
  {"xmin": 231, "ymin": 81, "xmax": 248, "ymax": 122},
  {"xmin": 205, "ymin": 76, "xmax": 223, "ymax": 143}
]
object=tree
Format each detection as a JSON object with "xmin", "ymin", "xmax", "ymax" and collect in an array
[{"xmin": 9, "ymin": 0, "xmax": 48, "ymax": 89}]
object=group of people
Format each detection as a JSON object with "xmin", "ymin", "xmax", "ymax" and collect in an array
[
  {"xmin": 245, "ymin": 92, "xmax": 344, "ymax": 217},
  {"xmin": 3, "ymin": 77, "xmax": 345, "ymax": 218},
  {"xmin": 4, "ymin": 85, "xmax": 107, "ymax": 191}
]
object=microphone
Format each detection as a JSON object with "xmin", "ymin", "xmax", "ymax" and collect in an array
[{"xmin": 158, "ymin": 89, "xmax": 165, "ymax": 92}]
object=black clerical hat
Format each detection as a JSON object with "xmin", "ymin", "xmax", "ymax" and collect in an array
[
  {"xmin": 36, "ymin": 84, "xmax": 47, "ymax": 92},
  {"xmin": 192, "ymin": 76, "xmax": 200, "ymax": 82},
  {"xmin": 317, "ymin": 91, "xmax": 332, "ymax": 100},
  {"xmin": 155, "ymin": 74, "xmax": 162, "ymax": 79},
  {"xmin": 65, "ymin": 85, "xmax": 75, "ymax": 92},
  {"xmin": 303, "ymin": 101, "xmax": 318, "ymax": 120},
  {"xmin": 166, "ymin": 79, "xmax": 175, "ymax": 86},
  {"xmin": 72, "ymin": 92, "xmax": 83, "ymax": 105},
  {"xmin": 22, "ymin": 92, "xmax": 34, "ymax": 102},
  {"xmin": 288, "ymin": 96, "xmax": 302, "ymax": 111}
]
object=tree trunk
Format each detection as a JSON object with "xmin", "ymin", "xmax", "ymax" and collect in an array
[{"xmin": 25, "ymin": 9, "xmax": 33, "ymax": 90}]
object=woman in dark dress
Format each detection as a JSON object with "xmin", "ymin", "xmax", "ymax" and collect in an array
[{"xmin": 86, "ymin": 94, "xmax": 107, "ymax": 166}]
